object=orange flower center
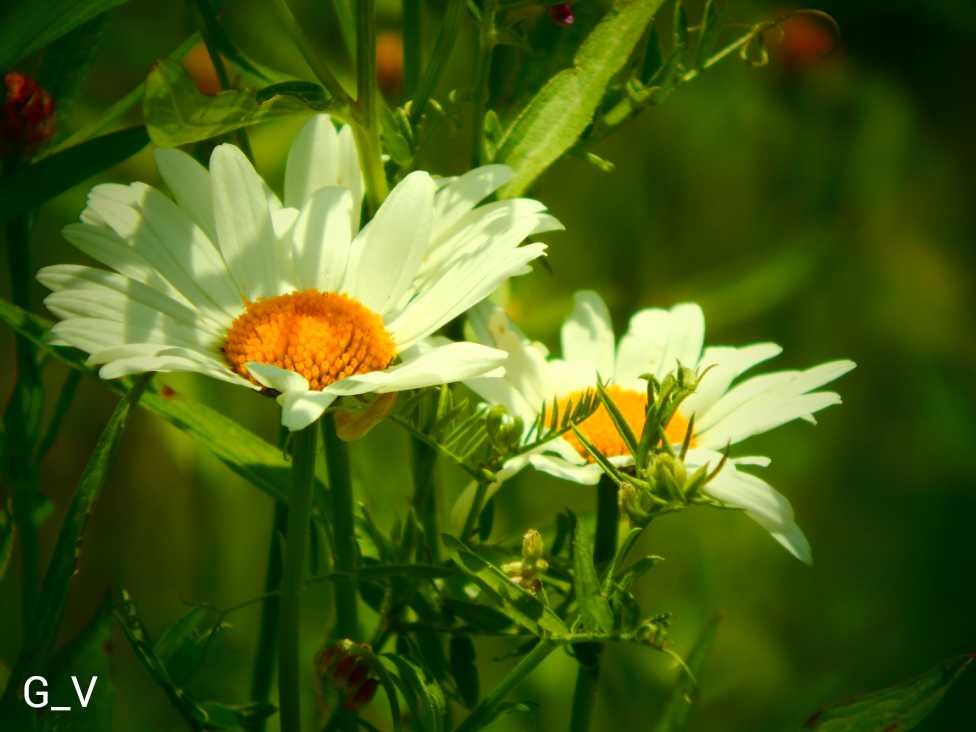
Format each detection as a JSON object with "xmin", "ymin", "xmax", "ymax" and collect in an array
[
  {"xmin": 223, "ymin": 290, "xmax": 395, "ymax": 391},
  {"xmin": 561, "ymin": 385, "xmax": 693, "ymax": 460}
]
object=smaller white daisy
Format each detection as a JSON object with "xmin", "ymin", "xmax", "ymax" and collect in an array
[
  {"xmin": 39, "ymin": 115, "xmax": 563, "ymax": 431},
  {"xmin": 464, "ymin": 291, "xmax": 856, "ymax": 563}
]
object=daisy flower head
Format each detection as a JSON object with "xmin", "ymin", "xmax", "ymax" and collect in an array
[
  {"xmin": 465, "ymin": 291, "xmax": 855, "ymax": 563},
  {"xmin": 39, "ymin": 114, "xmax": 563, "ymax": 431}
]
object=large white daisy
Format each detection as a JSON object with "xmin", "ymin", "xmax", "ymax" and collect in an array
[
  {"xmin": 465, "ymin": 291, "xmax": 855, "ymax": 563},
  {"xmin": 39, "ymin": 115, "xmax": 562, "ymax": 431}
]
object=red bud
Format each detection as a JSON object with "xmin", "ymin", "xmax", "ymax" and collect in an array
[
  {"xmin": 548, "ymin": 3, "xmax": 575, "ymax": 27},
  {"xmin": 2, "ymin": 72, "xmax": 55, "ymax": 158},
  {"xmin": 343, "ymin": 678, "xmax": 379, "ymax": 712}
]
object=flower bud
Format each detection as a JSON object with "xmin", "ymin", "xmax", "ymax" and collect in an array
[
  {"xmin": 2, "ymin": 72, "xmax": 55, "ymax": 158},
  {"xmin": 548, "ymin": 3, "xmax": 575, "ymax": 27},
  {"xmin": 619, "ymin": 483, "xmax": 652, "ymax": 526},
  {"xmin": 521, "ymin": 529, "xmax": 544, "ymax": 564},
  {"xmin": 343, "ymin": 677, "xmax": 379, "ymax": 712}
]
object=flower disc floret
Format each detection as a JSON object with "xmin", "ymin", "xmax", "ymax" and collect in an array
[{"xmin": 223, "ymin": 290, "xmax": 396, "ymax": 391}]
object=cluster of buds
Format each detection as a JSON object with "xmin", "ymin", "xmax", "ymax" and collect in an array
[
  {"xmin": 484, "ymin": 404, "xmax": 524, "ymax": 454},
  {"xmin": 502, "ymin": 529, "xmax": 548, "ymax": 593},
  {"xmin": 619, "ymin": 453, "xmax": 714, "ymax": 527},
  {"xmin": 1, "ymin": 72, "xmax": 55, "ymax": 158},
  {"xmin": 314, "ymin": 639, "xmax": 380, "ymax": 713}
]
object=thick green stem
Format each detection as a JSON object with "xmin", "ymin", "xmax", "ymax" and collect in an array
[
  {"xmin": 470, "ymin": 0, "xmax": 499, "ymax": 165},
  {"xmin": 411, "ymin": 438, "xmax": 440, "ymax": 562},
  {"xmin": 249, "ymin": 500, "xmax": 287, "ymax": 732},
  {"xmin": 569, "ymin": 476, "xmax": 618, "ymax": 732},
  {"xmin": 353, "ymin": 0, "xmax": 389, "ymax": 212},
  {"xmin": 409, "ymin": 0, "xmax": 463, "ymax": 124},
  {"xmin": 323, "ymin": 415, "xmax": 359, "ymax": 641},
  {"xmin": 277, "ymin": 425, "xmax": 318, "ymax": 732},
  {"xmin": 455, "ymin": 638, "xmax": 556, "ymax": 732}
]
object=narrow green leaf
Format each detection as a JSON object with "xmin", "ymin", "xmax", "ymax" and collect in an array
[
  {"xmin": 384, "ymin": 654, "xmax": 447, "ymax": 732},
  {"xmin": 653, "ymin": 615, "xmax": 721, "ymax": 732},
  {"xmin": 27, "ymin": 377, "xmax": 148, "ymax": 663},
  {"xmin": 672, "ymin": 0, "xmax": 689, "ymax": 65},
  {"xmin": 450, "ymin": 635, "xmax": 480, "ymax": 708},
  {"xmin": 497, "ymin": 0, "xmax": 667, "ymax": 196},
  {"xmin": 153, "ymin": 607, "xmax": 223, "ymax": 685},
  {"xmin": 255, "ymin": 80, "xmax": 331, "ymax": 109},
  {"xmin": 572, "ymin": 522, "xmax": 614, "ymax": 632},
  {"xmin": 0, "ymin": 509, "xmax": 13, "ymax": 580},
  {"xmin": 37, "ymin": 14, "xmax": 108, "ymax": 111},
  {"xmin": 0, "ymin": 126, "xmax": 148, "ymax": 226},
  {"xmin": 803, "ymin": 655, "xmax": 973, "ymax": 732},
  {"xmin": 595, "ymin": 379, "xmax": 639, "ymax": 457},
  {"xmin": 443, "ymin": 535, "xmax": 568, "ymax": 636},
  {"xmin": 696, "ymin": 0, "xmax": 721, "ymax": 70},
  {"xmin": 144, "ymin": 59, "xmax": 319, "ymax": 147},
  {"xmin": 0, "ymin": 0, "xmax": 128, "ymax": 70},
  {"xmin": 0, "ymin": 297, "xmax": 300, "ymax": 505}
]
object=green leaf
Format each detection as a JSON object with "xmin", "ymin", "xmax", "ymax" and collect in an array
[
  {"xmin": 672, "ymin": 0, "xmax": 689, "ymax": 67},
  {"xmin": 803, "ymin": 655, "xmax": 973, "ymax": 732},
  {"xmin": 144, "ymin": 59, "xmax": 321, "ymax": 147},
  {"xmin": 37, "ymin": 14, "xmax": 108, "ymax": 111},
  {"xmin": 0, "ymin": 509, "xmax": 13, "ymax": 580},
  {"xmin": 255, "ymin": 80, "xmax": 331, "ymax": 109},
  {"xmin": 450, "ymin": 635, "xmax": 480, "ymax": 709},
  {"xmin": 497, "ymin": 0, "xmax": 667, "ymax": 196},
  {"xmin": 696, "ymin": 0, "xmax": 721, "ymax": 70},
  {"xmin": 0, "ymin": 126, "xmax": 149, "ymax": 226},
  {"xmin": 653, "ymin": 615, "xmax": 720, "ymax": 732},
  {"xmin": 0, "ymin": 0, "xmax": 128, "ymax": 70},
  {"xmin": 153, "ymin": 607, "xmax": 223, "ymax": 685},
  {"xmin": 0, "ymin": 297, "xmax": 301, "ymax": 506},
  {"xmin": 26, "ymin": 377, "xmax": 148, "ymax": 664},
  {"xmin": 443, "ymin": 536, "xmax": 568, "ymax": 636},
  {"xmin": 572, "ymin": 522, "xmax": 614, "ymax": 632},
  {"xmin": 383, "ymin": 654, "xmax": 447, "ymax": 732}
]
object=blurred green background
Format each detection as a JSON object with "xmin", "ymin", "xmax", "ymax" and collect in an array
[{"xmin": 2, "ymin": 0, "xmax": 975, "ymax": 729}]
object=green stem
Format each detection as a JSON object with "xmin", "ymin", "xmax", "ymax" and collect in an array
[
  {"xmin": 277, "ymin": 425, "xmax": 318, "ymax": 732},
  {"xmin": 249, "ymin": 500, "xmax": 287, "ymax": 732},
  {"xmin": 402, "ymin": 0, "xmax": 422, "ymax": 98},
  {"xmin": 409, "ymin": 0, "xmax": 463, "ymax": 124},
  {"xmin": 460, "ymin": 480, "xmax": 488, "ymax": 541},
  {"xmin": 353, "ymin": 0, "xmax": 389, "ymax": 212},
  {"xmin": 194, "ymin": 0, "xmax": 254, "ymax": 159},
  {"xmin": 454, "ymin": 638, "xmax": 556, "ymax": 732},
  {"xmin": 272, "ymin": 0, "xmax": 354, "ymax": 107},
  {"xmin": 411, "ymin": 438, "xmax": 440, "ymax": 562},
  {"xmin": 470, "ymin": 0, "xmax": 498, "ymax": 165},
  {"xmin": 323, "ymin": 415, "xmax": 359, "ymax": 640},
  {"xmin": 569, "ymin": 476, "xmax": 618, "ymax": 732}
]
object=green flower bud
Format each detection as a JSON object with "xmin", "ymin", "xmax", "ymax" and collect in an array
[{"xmin": 522, "ymin": 529, "xmax": 544, "ymax": 563}]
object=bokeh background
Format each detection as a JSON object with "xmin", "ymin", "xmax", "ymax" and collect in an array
[{"xmin": 2, "ymin": 0, "xmax": 975, "ymax": 729}]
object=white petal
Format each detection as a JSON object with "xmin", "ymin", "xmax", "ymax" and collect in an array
[
  {"xmin": 285, "ymin": 115, "xmax": 340, "ymax": 208},
  {"xmin": 211, "ymin": 144, "xmax": 280, "ymax": 298},
  {"xmin": 50, "ymin": 315, "xmax": 216, "ymax": 354},
  {"xmin": 278, "ymin": 390, "xmax": 337, "ymax": 431},
  {"xmin": 560, "ymin": 290, "xmax": 615, "ymax": 379},
  {"xmin": 699, "ymin": 459, "xmax": 794, "ymax": 530},
  {"xmin": 528, "ymin": 454, "xmax": 601, "ymax": 485},
  {"xmin": 345, "ymin": 171, "xmax": 435, "ymax": 313},
  {"xmin": 615, "ymin": 308, "xmax": 673, "ymax": 381},
  {"xmin": 336, "ymin": 124, "xmax": 364, "ymax": 231},
  {"xmin": 681, "ymin": 343, "xmax": 782, "ymax": 419},
  {"xmin": 764, "ymin": 520, "xmax": 813, "ymax": 565},
  {"xmin": 322, "ymin": 342, "xmax": 506, "ymax": 397},
  {"xmin": 246, "ymin": 362, "xmax": 310, "ymax": 393},
  {"xmin": 291, "ymin": 186, "xmax": 355, "ymax": 291},
  {"xmin": 154, "ymin": 148, "xmax": 217, "ymax": 241},
  {"xmin": 431, "ymin": 165, "xmax": 513, "ymax": 238}
]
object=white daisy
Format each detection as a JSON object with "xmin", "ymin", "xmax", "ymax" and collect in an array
[
  {"xmin": 39, "ymin": 115, "xmax": 562, "ymax": 431},
  {"xmin": 465, "ymin": 291, "xmax": 855, "ymax": 563}
]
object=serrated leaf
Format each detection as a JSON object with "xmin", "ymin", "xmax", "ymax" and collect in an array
[
  {"xmin": 0, "ymin": 126, "xmax": 148, "ymax": 226},
  {"xmin": 384, "ymin": 654, "xmax": 447, "ymax": 732},
  {"xmin": 0, "ymin": 0, "xmax": 128, "ymax": 70},
  {"xmin": 443, "ymin": 536, "xmax": 568, "ymax": 636},
  {"xmin": 803, "ymin": 655, "xmax": 973, "ymax": 732},
  {"xmin": 653, "ymin": 615, "xmax": 720, "ymax": 732},
  {"xmin": 144, "ymin": 59, "xmax": 318, "ymax": 147},
  {"xmin": 497, "ymin": 0, "xmax": 667, "ymax": 196},
  {"xmin": 450, "ymin": 635, "xmax": 480, "ymax": 708},
  {"xmin": 572, "ymin": 522, "xmax": 614, "ymax": 632}
]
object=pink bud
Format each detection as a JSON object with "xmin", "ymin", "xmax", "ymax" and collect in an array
[{"xmin": 548, "ymin": 3, "xmax": 575, "ymax": 27}]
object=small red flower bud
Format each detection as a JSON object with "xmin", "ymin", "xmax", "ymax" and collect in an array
[
  {"xmin": 2, "ymin": 72, "xmax": 55, "ymax": 158},
  {"xmin": 345, "ymin": 661, "xmax": 369, "ymax": 691},
  {"xmin": 331, "ymin": 654, "xmax": 357, "ymax": 687},
  {"xmin": 548, "ymin": 3, "xmax": 575, "ymax": 27},
  {"xmin": 343, "ymin": 678, "xmax": 379, "ymax": 713}
]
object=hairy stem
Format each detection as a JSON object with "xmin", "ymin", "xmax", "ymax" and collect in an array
[{"xmin": 277, "ymin": 425, "xmax": 318, "ymax": 732}]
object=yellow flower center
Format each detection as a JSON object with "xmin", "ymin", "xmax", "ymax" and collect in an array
[
  {"xmin": 223, "ymin": 290, "xmax": 396, "ymax": 391},
  {"xmin": 561, "ymin": 385, "xmax": 694, "ymax": 460}
]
